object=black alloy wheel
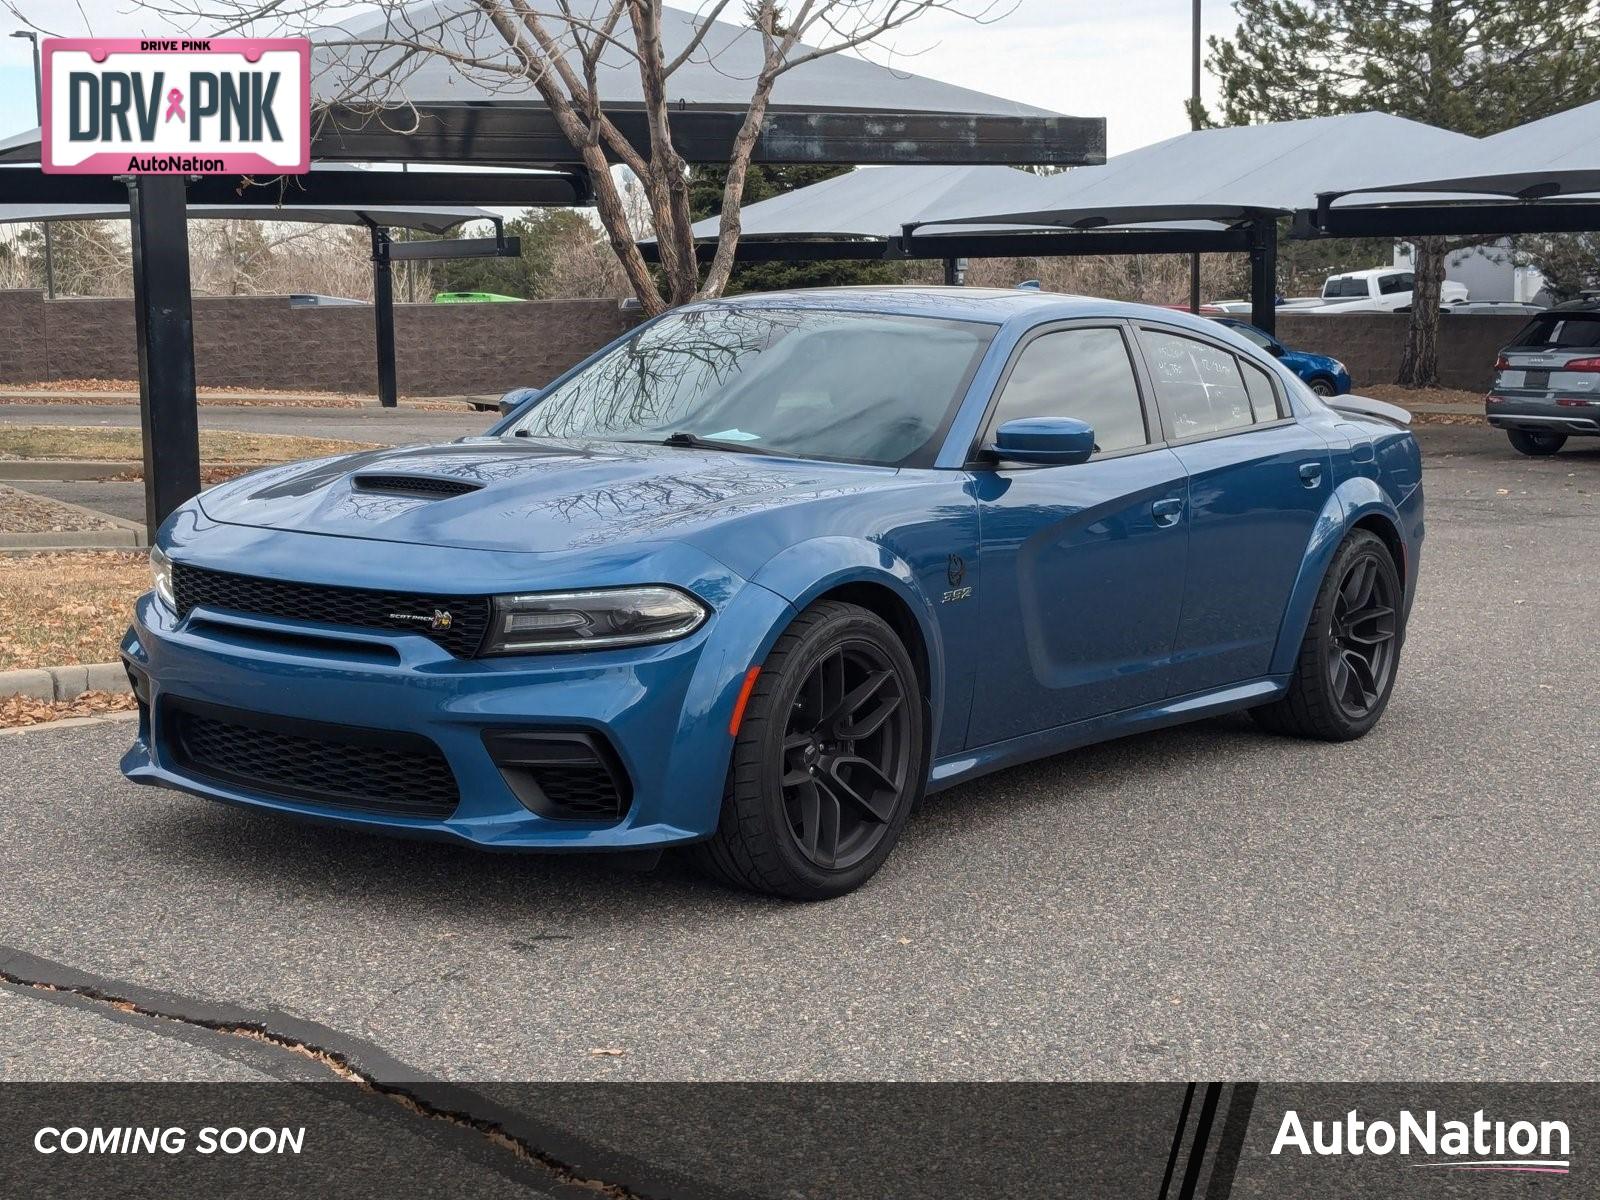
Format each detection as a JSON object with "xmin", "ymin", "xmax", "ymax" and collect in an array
[
  {"xmin": 687, "ymin": 600, "xmax": 925, "ymax": 900},
  {"xmin": 1252, "ymin": 529, "xmax": 1404, "ymax": 741},
  {"xmin": 1326, "ymin": 554, "xmax": 1398, "ymax": 720},
  {"xmin": 779, "ymin": 641, "xmax": 913, "ymax": 871}
]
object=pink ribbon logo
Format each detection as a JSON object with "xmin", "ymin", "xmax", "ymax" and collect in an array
[{"xmin": 164, "ymin": 88, "xmax": 185, "ymax": 123}]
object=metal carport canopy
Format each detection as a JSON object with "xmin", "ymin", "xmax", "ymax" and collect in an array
[
  {"xmin": 915, "ymin": 113, "xmax": 1476, "ymax": 229},
  {"xmin": 309, "ymin": 1, "xmax": 1102, "ymax": 167},
  {"xmin": 899, "ymin": 114, "xmax": 1478, "ymax": 332},
  {"xmin": 1329, "ymin": 98, "xmax": 1600, "ymax": 200},
  {"xmin": 1302, "ymin": 100, "xmax": 1600, "ymax": 240},
  {"xmin": 641, "ymin": 164, "xmax": 1250, "ymax": 280}
]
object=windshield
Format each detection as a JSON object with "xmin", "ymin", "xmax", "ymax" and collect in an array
[{"xmin": 508, "ymin": 305, "xmax": 995, "ymax": 466}]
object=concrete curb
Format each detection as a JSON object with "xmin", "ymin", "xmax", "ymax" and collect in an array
[
  {"xmin": 0, "ymin": 661, "xmax": 129, "ymax": 702},
  {"xmin": 0, "ymin": 460, "xmax": 143, "ymax": 480}
]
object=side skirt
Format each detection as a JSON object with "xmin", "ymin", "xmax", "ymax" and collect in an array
[{"xmin": 927, "ymin": 676, "xmax": 1289, "ymax": 793}]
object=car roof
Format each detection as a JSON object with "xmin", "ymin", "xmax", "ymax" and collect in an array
[{"xmin": 680, "ymin": 286, "xmax": 1233, "ymax": 336}]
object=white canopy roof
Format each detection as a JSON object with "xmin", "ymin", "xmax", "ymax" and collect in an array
[
  {"xmin": 315, "ymin": 1, "xmax": 1060, "ymax": 118},
  {"xmin": 921, "ymin": 113, "xmax": 1477, "ymax": 228},
  {"xmin": 1333, "ymin": 98, "xmax": 1600, "ymax": 200},
  {"xmin": 674, "ymin": 165, "xmax": 1230, "ymax": 246}
]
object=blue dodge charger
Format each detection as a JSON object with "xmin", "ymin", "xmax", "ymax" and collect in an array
[{"xmin": 123, "ymin": 288, "xmax": 1423, "ymax": 899}]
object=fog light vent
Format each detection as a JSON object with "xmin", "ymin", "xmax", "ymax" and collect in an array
[{"xmin": 483, "ymin": 730, "xmax": 632, "ymax": 822}]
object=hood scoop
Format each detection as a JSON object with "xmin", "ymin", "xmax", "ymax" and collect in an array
[{"xmin": 349, "ymin": 473, "xmax": 484, "ymax": 500}]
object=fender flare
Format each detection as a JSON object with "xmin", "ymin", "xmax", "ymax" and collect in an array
[
  {"xmin": 1268, "ymin": 479, "xmax": 1403, "ymax": 677},
  {"xmin": 746, "ymin": 536, "xmax": 947, "ymax": 744}
]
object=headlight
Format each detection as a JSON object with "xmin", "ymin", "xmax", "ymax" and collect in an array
[
  {"xmin": 149, "ymin": 546, "xmax": 176, "ymax": 610},
  {"xmin": 483, "ymin": 586, "xmax": 708, "ymax": 654},
  {"xmin": 1332, "ymin": 360, "xmax": 1348, "ymax": 374}
]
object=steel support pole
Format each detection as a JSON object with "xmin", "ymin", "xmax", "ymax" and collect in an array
[
  {"xmin": 1188, "ymin": 0, "xmax": 1202, "ymax": 314},
  {"xmin": 369, "ymin": 225, "xmax": 398, "ymax": 408},
  {"xmin": 1249, "ymin": 217, "xmax": 1278, "ymax": 337},
  {"xmin": 127, "ymin": 175, "xmax": 201, "ymax": 537}
]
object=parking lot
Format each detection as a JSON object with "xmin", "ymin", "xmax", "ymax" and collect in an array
[{"xmin": 2, "ymin": 422, "xmax": 1596, "ymax": 1090}]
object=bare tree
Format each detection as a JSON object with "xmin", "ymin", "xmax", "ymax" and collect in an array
[{"xmin": 139, "ymin": 1, "xmax": 1013, "ymax": 316}]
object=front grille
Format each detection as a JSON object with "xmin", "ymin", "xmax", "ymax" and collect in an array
[
  {"xmin": 166, "ymin": 699, "xmax": 460, "ymax": 819},
  {"xmin": 351, "ymin": 474, "xmax": 483, "ymax": 499},
  {"xmin": 171, "ymin": 562, "xmax": 492, "ymax": 658},
  {"xmin": 483, "ymin": 730, "xmax": 632, "ymax": 822}
]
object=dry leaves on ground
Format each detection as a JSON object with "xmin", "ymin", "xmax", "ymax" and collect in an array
[
  {"xmin": 0, "ymin": 690, "xmax": 137, "ymax": 728},
  {"xmin": 0, "ymin": 551, "xmax": 148, "ymax": 671}
]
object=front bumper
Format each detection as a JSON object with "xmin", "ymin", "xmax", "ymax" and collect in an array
[
  {"xmin": 120, "ymin": 557, "xmax": 794, "ymax": 852},
  {"xmin": 1486, "ymin": 393, "xmax": 1600, "ymax": 435}
]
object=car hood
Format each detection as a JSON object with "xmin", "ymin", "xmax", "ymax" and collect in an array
[{"xmin": 196, "ymin": 438, "xmax": 902, "ymax": 558}]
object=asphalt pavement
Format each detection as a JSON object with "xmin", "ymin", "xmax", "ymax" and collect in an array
[{"xmin": 1, "ymin": 423, "xmax": 1596, "ymax": 1095}]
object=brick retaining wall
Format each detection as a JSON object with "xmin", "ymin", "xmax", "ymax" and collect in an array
[
  {"xmin": 0, "ymin": 290, "xmax": 638, "ymax": 396},
  {"xmin": 1276, "ymin": 312, "xmax": 1528, "ymax": 393},
  {"xmin": 0, "ymin": 290, "xmax": 1530, "ymax": 396}
]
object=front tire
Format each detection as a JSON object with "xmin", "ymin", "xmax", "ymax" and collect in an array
[
  {"xmin": 1252, "ymin": 530, "xmax": 1403, "ymax": 741},
  {"xmin": 687, "ymin": 600, "xmax": 925, "ymax": 900},
  {"xmin": 1308, "ymin": 377, "xmax": 1337, "ymax": 397},
  {"xmin": 1506, "ymin": 428, "xmax": 1566, "ymax": 456}
]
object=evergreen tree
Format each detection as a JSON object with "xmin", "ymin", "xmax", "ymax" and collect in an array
[{"xmin": 1208, "ymin": 0, "xmax": 1600, "ymax": 385}]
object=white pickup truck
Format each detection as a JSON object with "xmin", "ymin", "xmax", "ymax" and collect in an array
[{"xmin": 1309, "ymin": 268, "xmax": 1469, "ymax": 313}]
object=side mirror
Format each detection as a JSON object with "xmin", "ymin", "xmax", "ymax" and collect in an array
[
  {"xmin": 498, "ymin": 386, "xmax": 541, "ymax": 418},
  {"xmin": 1268, "ymin": 342, "xmax": 1286, "ymax": 357},
  {"xmin": 990, "ymin": 417, "xmax": 1096, "ymax": 466}
]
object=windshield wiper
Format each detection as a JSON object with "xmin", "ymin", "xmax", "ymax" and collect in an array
[{"xmin": 649, "ymin": 431, "xmax": 782, "ymax": 456}]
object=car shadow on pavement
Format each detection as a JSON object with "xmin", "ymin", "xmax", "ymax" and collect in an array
[{"xmin": 125, "ymin": 712, "xmax": 1274, "ymax": 924}]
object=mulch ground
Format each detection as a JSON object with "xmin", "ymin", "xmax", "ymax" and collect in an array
[{"xmin": 0, "ymin": 485, "xmax": 122, "ymax": 533}]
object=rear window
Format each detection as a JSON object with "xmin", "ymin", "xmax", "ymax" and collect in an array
[
  {"xmin": 1323, "ymin": 277, "xmax": 1367, "ymax": 299},
  {"xmin": 1509, "ymin": 313, "xmax": 1600, "ymax": 349}
]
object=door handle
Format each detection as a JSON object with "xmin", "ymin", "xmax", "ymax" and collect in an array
[
  {"xmin": 1151, "ymin": 497, "xmax": 1185, "ymax": 527},
  {"xmin": 1299, "ymin": 461, "xmax": 1324, "ymax": 488}
]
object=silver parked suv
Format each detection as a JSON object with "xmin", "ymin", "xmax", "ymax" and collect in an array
[{"xmin": 1487, "ymin": 300, "xmax": 1600, "ymax": 456}]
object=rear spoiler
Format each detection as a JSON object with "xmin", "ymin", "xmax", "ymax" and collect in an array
[{"xmin": 1326, "ymin": 393, "xmax": 1412, "ymax": 427}]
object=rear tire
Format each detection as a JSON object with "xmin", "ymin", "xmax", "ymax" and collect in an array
[
  {"xmin": 686, "ymin": 601, "xmax": 926, "ymax": 900},
  {"xmin": 1506, "ymin": 428, "xmax": 1566, "ymax": 456},
  {"xmin": 1252, "ymin": 530, "xmax": 1403, "ymax": 742}
]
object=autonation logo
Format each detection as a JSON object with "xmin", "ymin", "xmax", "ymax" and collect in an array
[{"xmin": 1272, "ymin": 1108, "xmax": 1571, "ymax": 1175}]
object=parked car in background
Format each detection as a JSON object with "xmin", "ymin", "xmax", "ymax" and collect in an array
[
  {"xmin": 1211, "ymin": 318, "xmax": 1351, "ymax": 395},
  {"xmin": 433, "ymin": 291, "xmax": 526, "ymax": 303},
  {"xmin": 1486, "ymin": 300, "xmax": 1600, "ymax": 456},
  {"xmin": 122, "ymin": 288, "xmax": 1423, "ymax": 899},
  {"xmin": 1310, "ymin": 269, "xmax": 1469, "ymax": 313},
  {"xmin": 288, "ymin": 294, "xmax": 368, "ymax": 307}
]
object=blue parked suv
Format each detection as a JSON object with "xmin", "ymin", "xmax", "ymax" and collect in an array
[
  {"xmin": 123, "ymin": 289, "xmax": 1420, "ymax": 899},
  {"xmin": 1213, "ymin": 318, "xmax": 1351, "ymax": 396}
]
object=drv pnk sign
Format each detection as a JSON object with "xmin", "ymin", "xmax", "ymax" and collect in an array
[{"xmin": 42, "ymin": 38, "xmax": 309, "ymax": 175}]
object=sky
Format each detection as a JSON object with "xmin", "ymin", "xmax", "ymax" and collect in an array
[{"xmin": 0, "ymin": 0, "xmax": 1238, "ymax": 155}]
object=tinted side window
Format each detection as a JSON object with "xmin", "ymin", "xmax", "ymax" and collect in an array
[
  {"xmin": 1139, "ymin": 330, "xmax": 1254, "ymax": 439},
  {"xmin": 1240, "ymin": 359, "xmax": 1283, "ymax": 422},
  {"xmin": 985, "ymin": 327, "xmax": 1148, "ymax": 454}
]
